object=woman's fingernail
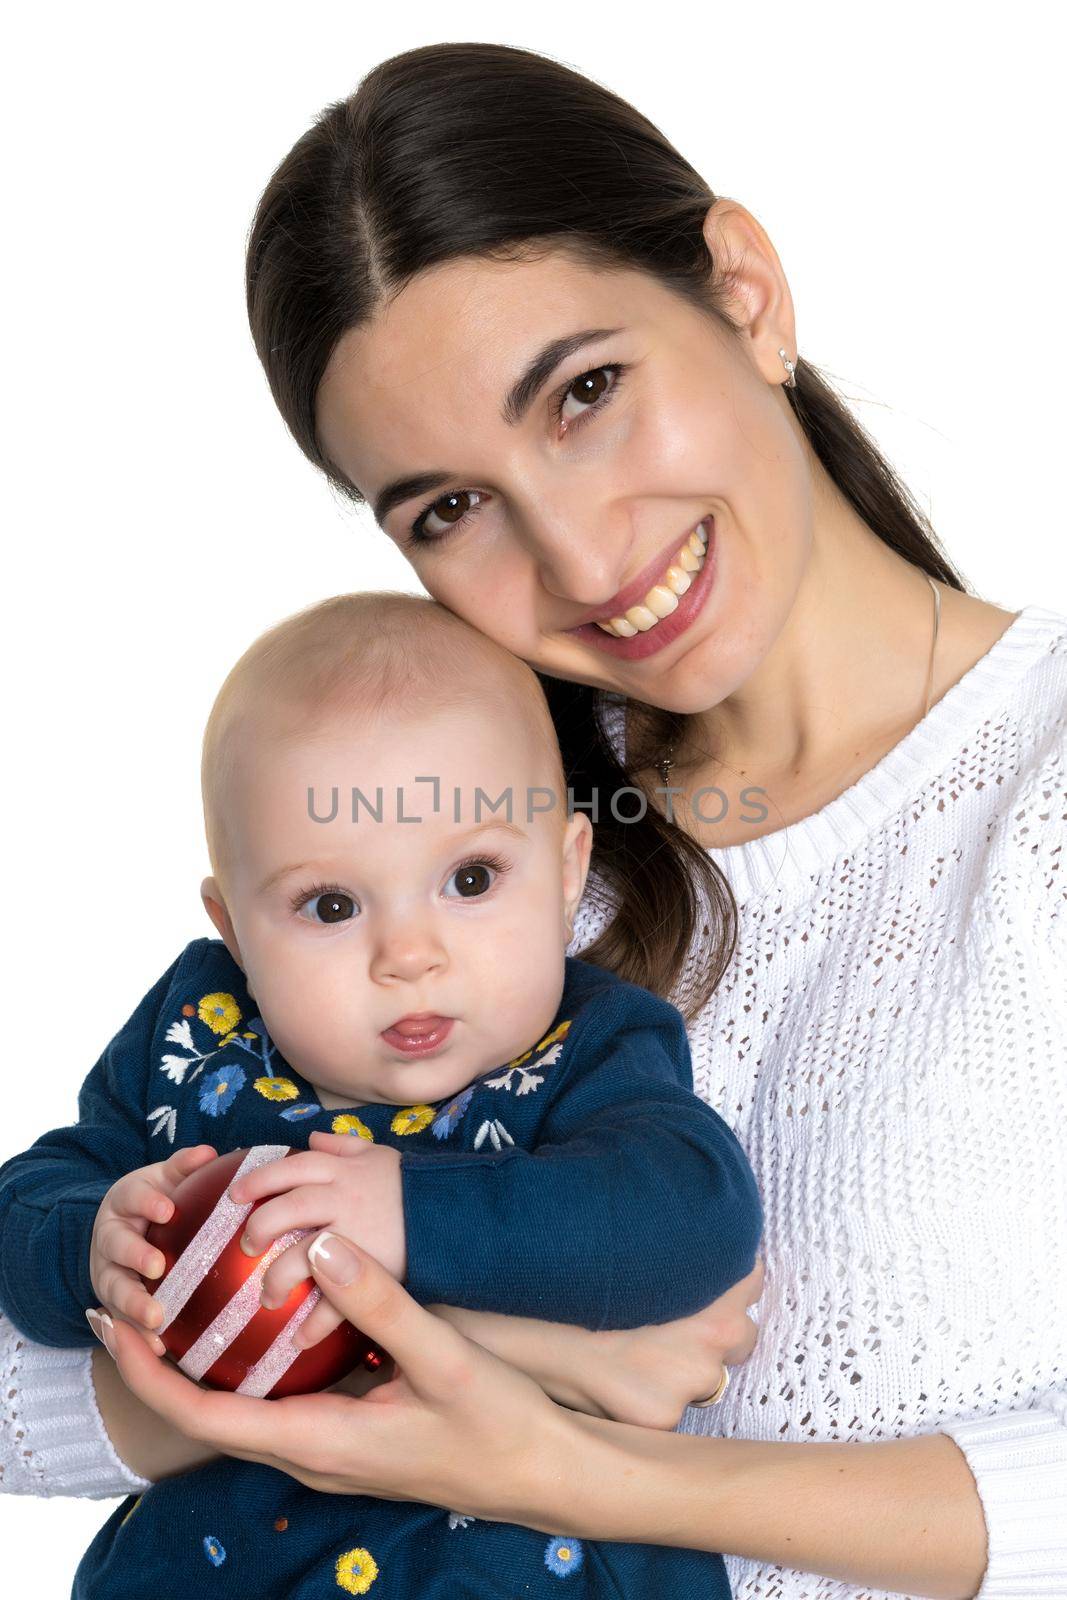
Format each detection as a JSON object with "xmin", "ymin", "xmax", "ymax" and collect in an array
[
  {"xmin": 85, "ymin": 1308, "xmax": 104, "ymax": 1344},
  {"xmin": 308, "ymin": 1230, "xmax": 360, "ymax": 1285},
  {"xmin": 240, "ymin": 1232, "xmax": 257, "ymax": 1255},
  {"xmin": 99, "ymin": 1312, "xmax": 118, "ymax": 1359}
]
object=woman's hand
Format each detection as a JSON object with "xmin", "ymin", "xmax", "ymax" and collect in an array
[
  {"xmin": 100, "ymin": 1228, "xmax": 576, "ymax": 1528},
  {"xmin": 97, "ymin": 1234, "xmax": 989, "ymax": 1593},
  {"xmin": 427, "ymin": 1257, "xmax": 764, "ymax": 1429},
  {"xmin": 582, "ymin": 1256, "xmax": 763, "ymax": 1428}
]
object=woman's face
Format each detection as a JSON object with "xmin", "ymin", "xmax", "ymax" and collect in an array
[{"xmin": 316, "ymin": 204, "xmax": 812, "ymax": 716}]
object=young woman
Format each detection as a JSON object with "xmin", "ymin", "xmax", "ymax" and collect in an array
[{"xmin": 3, "ymin": 41, "xmax": 1065, "ymax": 1598}]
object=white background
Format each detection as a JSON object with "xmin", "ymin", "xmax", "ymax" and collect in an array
[{"xmin": 1, "ymin": 1, "xmax": 1063, "ymax": 1586}]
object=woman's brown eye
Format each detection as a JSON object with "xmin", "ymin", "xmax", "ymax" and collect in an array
[
  {"xmin": 409, "ymin": 488, "xmax": 487, "ymax": 545},
  {"xmin": 432, "ymin": 491, "xmax": 475, "ymax": 525},
  {"xmin": 556, "ymin": 364, "xmax": 621, "ymax": 426},
  {"xmin": 569, "ymin": 369, "xmax": 610, "ymax": 406}
]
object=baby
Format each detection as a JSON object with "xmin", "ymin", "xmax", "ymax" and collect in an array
[{"xmin": 0, "ymin": 592, "xmax": 763, "ymax": 1598}]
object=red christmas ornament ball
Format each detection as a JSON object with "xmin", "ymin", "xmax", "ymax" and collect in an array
[{"xmin": 140, "ymin": 1144, "xmax": 385, "ymax": 1397}]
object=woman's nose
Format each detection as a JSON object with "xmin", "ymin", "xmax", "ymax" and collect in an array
[{"xmin": 524, "ymin": 507, "xmax": 634, "ymax": 607}]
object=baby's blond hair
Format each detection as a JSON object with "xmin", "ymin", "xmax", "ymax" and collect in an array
[{"xmin": 201, "ymin": 591, "xmax": 567, "ymax": 895}]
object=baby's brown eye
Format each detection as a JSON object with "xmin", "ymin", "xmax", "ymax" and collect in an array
[
  {"xmin": 298, "ymin": 892, "xmax": 356, "ymax": 924},
  {"xmin": 451, "ymin": 863, "xmax": 492, "ymax": 897}
]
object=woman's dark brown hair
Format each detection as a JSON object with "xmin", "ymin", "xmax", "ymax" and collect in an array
[{"xmin": 245, "ymin": 41, "xmax": 966, "ymax": 1020}]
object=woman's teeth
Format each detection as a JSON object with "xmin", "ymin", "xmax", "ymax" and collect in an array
[{"xmin": 594, "ymin": 521, "xmax": 709, "ymax": 637}]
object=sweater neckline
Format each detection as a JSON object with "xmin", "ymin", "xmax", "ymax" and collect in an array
[{"xmin": 603, "ymin": 603, "xmax": 1066, "ymax": 907}]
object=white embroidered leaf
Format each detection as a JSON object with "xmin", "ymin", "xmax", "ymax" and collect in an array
[
  {"xmin": 483, "ymin": 1039, "xmax": 563, "ymax": 1094},
  {"xmin": 474, "ymin": 1117, "xmax": 515, "ymax": 1150},
  {"xmin": 483, "ymin": 1064, "xmax": 543, "ymax": 1095},
  {"xmin": 147, "ymin": 1106, "xmax": 177, "ymax": 1144},
  {"xmin": 164, "ymin": 1019, "xmax": 195, "ymax": 1051},
  {"xmin": 159, "ymin": 1054, "xmax": 190, "ymax": 1084}
]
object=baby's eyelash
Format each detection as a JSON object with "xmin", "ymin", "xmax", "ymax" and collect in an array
[
  {"xmin": 406, "ymin": 361, "xmax": 627, "ymax": 548},
  {"xmin": 452, "ymin": 851, "xmax": 511, "ymax": 883},
  {"xmin": 288, "ymin": 880, "xmax": 348, "ymax": 913}
]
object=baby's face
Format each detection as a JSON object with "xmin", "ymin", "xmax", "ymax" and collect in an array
[{"xmin": 203, "ymin": 703, "xmax": 591, "ymax": 1110}]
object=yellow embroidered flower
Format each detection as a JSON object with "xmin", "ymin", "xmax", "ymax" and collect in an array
[
  {"xmin": 332, "ymin": 1113, "xmax": 374, "ymax": 1140},
  {"xmin": 255, "ymin": 1076, "xmax": 300, "ymax": 1102},
  {"xmin": 535, "ymin": 1019, "xmax": 572, "ymax": 1051},
  {"xmin": 336, "ymin": 1546, "xmax": 379, "ymax": 1593},
  {"xmin": 391, "ymin": 1104, "xmax": 436, "ymax": 1136},
  {"xmin": 198, "ymin": 992, "xmax": 242, "ymax": 1035}
]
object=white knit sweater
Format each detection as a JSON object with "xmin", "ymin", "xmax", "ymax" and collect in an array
[
  {"xmin": 573, "ymin": 602, "xmax": 1067, "ymax": 1598},
  {"xmin": 2, "ymin": 603, "xmax": 1066, "ymax": 1598}
]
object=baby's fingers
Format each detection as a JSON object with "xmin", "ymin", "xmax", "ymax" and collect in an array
[
  {"xmin": 110, "ymin": 1173, "xmax": 177, "ymax": 1226},
  {"xmin": 98, "ymin": 1223, "xmax": 168, "ymax": 1327},
  {"xmin": 99, "ymin": 1214, "xmax": 168, "ymax": 1284},
  {"xmin": 89, "ymin": 1308, "xmax": 167, "ymax": 1359},
  {"xmin": 292, "ymin": 1294, "xmax": 345, "ymax": 1351},
  {"xmin": 149, "ymin": 1144, "xmax": 219, "ymax": 1210},
  {"xmin": 98, "ymin": 1257, "xmax": 166, "ymax": 1334},
  {"xmin": 157, "ymin": 1144, "xmax": 218, "ymax": 1193}
]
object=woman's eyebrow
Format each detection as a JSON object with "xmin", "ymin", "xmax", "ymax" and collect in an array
[
  {"xmin": 373, "ymin": 326, "xmax": 623, "ymax": 526},
  {"xmin": 500, "ymin": 325, "xmax": 623, "ymax": 426}
]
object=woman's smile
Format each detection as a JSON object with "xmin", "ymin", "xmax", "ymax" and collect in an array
[{"xmin": 564, "ymin": 516, "xmax": 717, "ymax": 661}]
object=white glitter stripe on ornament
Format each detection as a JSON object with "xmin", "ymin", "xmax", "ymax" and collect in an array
[
  {"xmin": 235, "ymin": 1286, "xmax": 321, "ymax": 1397},
  {"xmin": 178, "ymin": 1226, "xmax": 308, "ymax": 1381},
  {"xmin": 154, "ymin": 1144, "xmax": 290, "ymax": 1334}
]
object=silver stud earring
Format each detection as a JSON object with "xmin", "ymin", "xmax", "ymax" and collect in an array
[{"xmin": 778, "ymin": 347, "xmax": 797, "ymax": 388}]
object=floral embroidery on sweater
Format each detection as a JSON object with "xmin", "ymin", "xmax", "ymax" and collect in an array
[
  {"xmin": 202, "ymin": 1533, "xmax": 226, "ymax": 1566},
  {"xmin": 544, "ymin": 1536, "xmax": 584, "ymax": 1577},
  {"xmin": 150, "ymin": 983, "xmax": 574, "ymax": 1150},
  {"xmin": 335, "ymin": 1545, "xmax": 379, "ymax": 1592}
]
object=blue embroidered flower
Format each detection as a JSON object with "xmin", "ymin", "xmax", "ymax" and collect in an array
[
  {"xmin": 544, "ymin": 1535, "xmax": 584, "ymax": 1577},
  {"xmin": 202, "ymin": 1533, "xmax": 226, "ymax": 1566},
  {"xmin": 280, "ymin": 1103, "xmax": 322, "ymax": 1121},
  {"xmin": 431, "ymin": 1086, "xmax": 474, "ymax": 1140},
  {"xmin": 198, "ymin": 1063, "xmax": 246, "ymax": 1117}
]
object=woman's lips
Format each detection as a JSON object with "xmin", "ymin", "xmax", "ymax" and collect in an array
[
  {"xmin": 566, "ymin": 518, "xmax": 717, "ymax": 661},
  {"xmin": 380, "ymin": 1017, "xmax": 455, "ymax": 1055}
]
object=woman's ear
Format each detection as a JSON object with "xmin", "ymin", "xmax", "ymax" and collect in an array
[
  {"xmin": 700, "ymin": 196, "xmax": 798, "ymax": 390},
  {"xmin": 561, "ymin": 812, "xmax": 593, "ymax": 938},
  {"xmin": 200, "ymin": 876, "xmax": 245, "ymax": 973}
]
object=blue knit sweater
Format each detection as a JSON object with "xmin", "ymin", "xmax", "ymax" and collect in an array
[{"xmin": 0, "ymin": 937, "xmax": 763, "ymax": 1597}]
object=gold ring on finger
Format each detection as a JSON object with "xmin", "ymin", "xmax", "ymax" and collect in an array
[{"xmin": 689, "ymin": 1364, "xmax": 730, "ymax": 1407}]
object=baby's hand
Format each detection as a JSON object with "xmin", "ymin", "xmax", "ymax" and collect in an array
[
  {"xmin": 90, "ymin": 1145, "xmax": 219, "ymax": 1354},
  {"xmin": 228, "ymin": 1130, "xmax": 405, "ymax": 1352}
]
